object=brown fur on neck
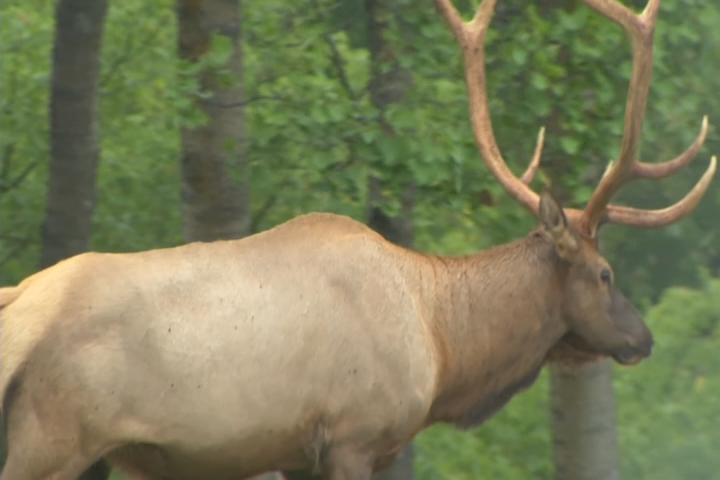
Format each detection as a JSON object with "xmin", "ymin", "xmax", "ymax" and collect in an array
[{"xmin": 425, "ymin": 229, "xmax": 571, "ymax": 428}]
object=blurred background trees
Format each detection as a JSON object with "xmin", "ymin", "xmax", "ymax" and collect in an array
[{"xmin": 1, "ymin": 0, "xmax": 719, "ymax": 479}]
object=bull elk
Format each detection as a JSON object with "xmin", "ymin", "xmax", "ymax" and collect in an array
[{"xmin": 0, "ymin": 0, "xmax": 716, "ymax": 479}]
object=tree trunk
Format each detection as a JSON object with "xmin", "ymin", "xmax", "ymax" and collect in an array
[
  {"xmin": 550, "ymin": 360, "xmax": 620, "ymax": 480},
  {"xmin": 177, "ymin": 0, "xmax": 249, "ymax": 242},
  {"xmin": 40, "ymin": 0, "xmax": 109, "ymax": 269},
  {"xmin": 1, "ymin": 0, "xmax": 111, "ymax": 477}
]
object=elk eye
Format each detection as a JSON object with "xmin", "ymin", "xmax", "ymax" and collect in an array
[{"xmin": 600, "ymin": 269, "xmax": 612, "ymax": 285}]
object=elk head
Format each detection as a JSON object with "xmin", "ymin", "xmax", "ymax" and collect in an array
[{"xmin": 435, "ymin": 0, "xmax": 717, "ymax": 365}]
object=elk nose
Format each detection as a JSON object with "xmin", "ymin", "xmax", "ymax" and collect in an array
[{"xmin": 635, "ymin": 333, "xmax": 653, "ymax": 357}]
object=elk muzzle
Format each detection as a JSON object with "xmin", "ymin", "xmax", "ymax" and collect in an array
[
  {"xmin": 611, "ymin": 333, "xmax": 653, "ymax": 365},
  {"xmin": 609, "ymin": 288, "xmax": 654, "ymax": 366}
]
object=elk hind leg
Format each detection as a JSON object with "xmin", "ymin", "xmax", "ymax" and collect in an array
[
  {"xmin": 1, "ymin": 411, "xmax": 104, "ymax": 480},
  {"xmin": 1, "ymin": 448, "xmax": 99, "ymax": 480}
]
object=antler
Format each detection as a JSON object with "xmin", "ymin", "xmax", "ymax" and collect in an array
[
  {"xmin": 434, "ymin": 0, "xmax": 716, "ymax": 237},
  {"xmin": 577, "ymin": 0, "xmax": 716, "ymax": 232}
]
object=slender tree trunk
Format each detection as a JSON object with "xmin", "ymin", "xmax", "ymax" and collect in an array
[
  {"xmin": 177, "ymin": 0, "xmax": 249, "ymax": 242},
  {"xmin": 40, "ymin": 0, "xmax": 109, "ymax": 269},
  {"xmin": 1, "ymin": 1, "xmax": 111, "ymax": 478},
  {"xmin": 550, "ymin": 361, "xmax": 620, "ymax": 480},
  {"xmin": 365, "ymin": 0, "xmax": 414, "ymax": 478}
]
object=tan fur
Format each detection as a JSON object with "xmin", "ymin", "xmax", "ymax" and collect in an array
[
  {"xmin": 0, "ymin": 287, "xmax": 23, "ymax": 309},
  {"xmin": 0, "ymin": 208, "xmax": 652, "ymax": 480},
  {"xmin": 1, "ymin": 254, "xmax": 101, "ymax": 397}
]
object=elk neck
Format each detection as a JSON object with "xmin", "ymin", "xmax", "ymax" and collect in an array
[{"xmin": 421, "ymin": 229, "xmax": 568, "ymax": 429}]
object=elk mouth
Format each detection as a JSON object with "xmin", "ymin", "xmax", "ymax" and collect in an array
[
  {"xmin": 558, "ymin": 332, "xmax": 653, "ymax": 366},
  {"xmin": 611, "ymin": 336, "xmax": 653, "ymax": 366},
  {"xmin": 611, "ymin": 351, "xmax": 646, "ymax": 366}
]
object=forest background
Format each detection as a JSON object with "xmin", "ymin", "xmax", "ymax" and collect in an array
[{"xmin": 1, "ymin": 0, "xmax": 720, "ymax": 479}]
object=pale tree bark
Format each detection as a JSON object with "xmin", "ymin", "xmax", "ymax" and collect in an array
[
  {"xmin": 365, "ymin": 0, "xmax": 415, "ymax": 478},
  {"xmin": 2, "ymin": 1, "xmax": 112, "ymax": 478},
  {"xmin": 177, "ymin": 0, "xmax": 249, "ymax": 242},
  {"xmin": 550, "ymin": 361, "xmax": 619, "ymax": 480}
]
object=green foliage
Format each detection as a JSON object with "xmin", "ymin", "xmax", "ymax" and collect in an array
[
  {"xmin": 174, "ymin": 31, "xmax": 237, "ymax": 127},
  {"xmin": 0, "ymin": 0, "xmax": 54, "ymax": 280},
  {"xmin": 94, "ymin": 0, "xmax": 183, "ymax": 253},
  {"xmin": 1, "ymin": 0, "xmax": 182, "ymax": 285},
  {"xmin": 415, "ymin": 375, "xmax": 554, "ymax": 479},
  {"xmin": 614, "ymin": 275, "xmax": 720, "ymax": 479},
  {"xmin": 6, "ymin": 0, "xmax": 715, "ymax": 284}
]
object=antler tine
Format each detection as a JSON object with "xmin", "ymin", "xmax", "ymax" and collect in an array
[
  {"xmin": 605, "ymin": 156, "xmax": 717, "ymax": 227},
  {"xmin": 520, "ymin": 127, "xmax": 545, "ymax": 185},
  {"xmin": 580, "ymin": 0, "xmax": 661, "ymax": 232},
  {"xmin": 434, "ymin": 0, "xmax": 543, "ymax": 216},
  {"xmin": 632, "ymin": 116, "xmax": 708, "ymax": 179}
]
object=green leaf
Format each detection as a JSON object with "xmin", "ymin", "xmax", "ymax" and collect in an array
[
  {"xmin": 207, "ymin": 33, "xmax": 234, "ymax": 67},
  {"xmin": 531, "ymin": 72, "xmax": 548, "ymax": 91},
  {"xmin": 559, "ymin": 136, "xmax": 581, "ymax": 155}
]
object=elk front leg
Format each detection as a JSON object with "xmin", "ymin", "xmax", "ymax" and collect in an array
[
  {"xmin": 323, "ymin": 449, "xmax": 373, "ymax": 480},
  {"xmin": 282, "ymin": 471, "xmax": 322, "ymax": 480},
  {"xmin": 283, "ymin": 448, "xmax": 373, "ymax": 480}
]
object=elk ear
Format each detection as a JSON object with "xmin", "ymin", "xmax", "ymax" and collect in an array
[{"xmin": 539, "ymin": 189, "xmax": 578, "ymax": 259}]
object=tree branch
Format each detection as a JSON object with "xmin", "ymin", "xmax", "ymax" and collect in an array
[
  {"xmin": 322, "ymin": 32, "xmax": 358, "ymax": 99},
  {"xmin": 100, "ymin": 21, "xmax": 164, "ymax": 88},
  {"xmin": 200, "ymin": 94, "xmax": 284, "ymax": 108},
  {"xmin": 0, "ymin": 143, "xmax": 15, "ymax": 183},
  {"xmin": 0, "ymin": 158, "xmax": 39, "ymax": 194},
  {"xmin": 0, "ymin": 239, "xmax": 30, "ymax": 266}
]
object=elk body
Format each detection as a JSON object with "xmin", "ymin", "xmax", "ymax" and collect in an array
[{"xmin": 0, "ymin": 0, "xmax": 716, "ymax": 479}]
